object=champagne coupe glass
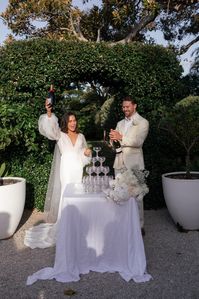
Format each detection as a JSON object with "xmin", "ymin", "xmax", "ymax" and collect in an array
[
  {"xmin": 86, "ymin": 166, "xmax": 93, "ymax": 181},
  {"xmin": 82, "ymin": 176, "xmax": 86, "ymax": 188},
  {"xmin": 101, "ymin": 165, "xmax": 106, "ymax": 181},
  {"xmin": 100, "ymin": 166, "xmax": 106, "ymax": 188},
  {"xmin": 99, "ymin": 156, "xmax": 105, "ymax": 167},
  {"xmin": 83, "ymin": 176, "xmax": 89, "ymax": 192},
  {"xmin": 92, "ymin": 157, "xmax": 97, "ymax": 166},
  {"xmin": 93, "ymin": 146, "xmax": 101, "ymax": 159},
  {"xmin": 103, "ymin": 166, "xmax": 110, "ymax": 187},
  {"xmin": 104, "ymin": 166, "xmax": 110, "ymax": 176},
  {"xmin": 99, "ymin": 166, "xmax": 105, "ymax": 189},
  {"xmin": 108, "ymin": 175, "xmax": 113, "ymax": 186},
  {"xmin": 86, "ymin": 166, "xmax": 96, "ymax": 192},
  {"xmin": 95, "ymin": 166, "xmax": 101, "ymax": 182}
]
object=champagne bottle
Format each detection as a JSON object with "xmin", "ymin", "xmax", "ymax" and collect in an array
[
  {"xmin": 112, "ymin": 140, "xmax": 122, "ymax": 154},
  {"xmin": 47, "ymin": 84, "xmax": 55, "ymax": 106}
]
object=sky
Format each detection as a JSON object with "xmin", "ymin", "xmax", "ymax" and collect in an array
[
  {"xmin": 0, "ymin": 1, "xmax": 10, "ymax": 43},
  {"xmin": 0, "ymin": 0, "xmax": 198, "ymax": 75}
]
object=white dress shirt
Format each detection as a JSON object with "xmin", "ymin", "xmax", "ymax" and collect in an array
[{"xmin": 124, "ymin": 115, "xmax": 134, "ymax": 134}]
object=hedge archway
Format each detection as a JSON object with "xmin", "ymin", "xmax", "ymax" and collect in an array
[
  {"xmin": 0, "ymin": 39, "xmax": 184, "ymax": 209},
  {"xmin": 0, "ymin": 39, "xmax": 183, "ymax": 108}
]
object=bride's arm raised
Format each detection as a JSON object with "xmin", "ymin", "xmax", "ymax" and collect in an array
[{"xmin": 38, "ymin": 100, "xmax": 61, "ymax": 140}]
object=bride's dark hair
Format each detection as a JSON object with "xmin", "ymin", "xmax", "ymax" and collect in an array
[{"xmin": 60, "ymin": 112, "xmax": 79, "ymax": 133}]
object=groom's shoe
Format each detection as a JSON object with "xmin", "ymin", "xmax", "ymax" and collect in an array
[{"xmin": 141, "ymin": 228, "xmax": 145, "ymax": 236}]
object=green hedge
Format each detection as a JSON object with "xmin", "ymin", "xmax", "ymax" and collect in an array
[
  {"xmin": 10, "ymin": 153, "xmax": 53, "ymax": 210},
  {"xmin": 0, "ymin": 39, "xmax": 182, "ymax": 108},
  {"xmin": 0, "ymin": 39, "xmax": 184, "ymax": 210}
]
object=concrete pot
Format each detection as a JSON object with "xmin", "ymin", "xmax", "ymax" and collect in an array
[
  {"xmin": 162, "ymin": 172, "xmax": 199, "ymax": 230},
  {"xmin": 0, "ymin": 177, "xmax": 26, "ymax": 239}
]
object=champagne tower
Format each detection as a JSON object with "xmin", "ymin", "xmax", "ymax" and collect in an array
[{"xmin": 83, "ymin": 147, "xmax": 112, "ymax": 193}]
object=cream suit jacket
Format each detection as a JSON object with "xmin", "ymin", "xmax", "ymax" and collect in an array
[{"xmin": 113, "ymin": 112, "xmax": 149, "ymax": 170}]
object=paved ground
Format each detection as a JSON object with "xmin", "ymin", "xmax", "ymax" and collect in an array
[{"xmin": 0, "ymin": 208, "xmax": 199, "ymax": 299}]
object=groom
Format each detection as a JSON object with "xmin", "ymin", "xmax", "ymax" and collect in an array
[{"xmin": 109, "ymin": 96, "xmax": 149, "ymax": 232}]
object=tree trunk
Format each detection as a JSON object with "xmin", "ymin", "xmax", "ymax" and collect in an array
[{"xmin": 185, "ymin": 151, "xmax": 191, "ymax": 179}]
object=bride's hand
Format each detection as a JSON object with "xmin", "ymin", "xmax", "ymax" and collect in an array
[
  {"xmin": 84, "ymin": 148, "xmax": 92, "ymax": 157},
  {"xmin": 45, "ymin": 99, "xmax": 52, "ymax": 116}
]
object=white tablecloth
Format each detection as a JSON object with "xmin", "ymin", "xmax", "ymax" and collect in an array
[{"xmin": 27, "ymin": 184, "xmax": 152, "ymax": 285}]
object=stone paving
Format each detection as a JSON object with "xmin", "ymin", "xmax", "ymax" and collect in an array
[{"xmin": 0, "ymin": 208, "xmax": 199, "ymax": 299}]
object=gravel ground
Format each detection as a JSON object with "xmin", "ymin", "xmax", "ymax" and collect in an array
[{"xmin": 0, "ymin": 208, "xmax": 199, "ymax": 299}]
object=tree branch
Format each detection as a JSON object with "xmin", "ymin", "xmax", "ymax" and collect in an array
[
  {"xmin": 69, "ymin": 13, "xmax": 88, "ymax": 42},
  {"xmin": 96, "ymin": 28, "xmax": 101, "ymax": 43},
  {"xmin": 167, "ymin": 0, "xmax": 171, "ymax": 13},
  {"xmin": 160, "ymin": 125, "xmax": 188, "ymax": 151},
  {"xmin": 109, "ymin": 10, "xmax": 158, "ymax": 46},
  {"xmin": 188, "ymin": 136, "xmax": 199, "ymax": 152},
  {"xmin": 179, "ymin": 35, "xmax": 199, "ymax": 55},
  {"xmin": 76, "ymin": 16, "xmax": 88, "ymax": 42}
]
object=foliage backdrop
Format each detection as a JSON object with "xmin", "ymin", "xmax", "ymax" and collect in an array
[{"xmin": 0, "ymin": 39, "xmax": 186, "ymax": 210}]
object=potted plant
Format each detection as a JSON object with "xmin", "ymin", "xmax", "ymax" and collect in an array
[
  {"xmin": 160, "ymin": 95, "xmax": 199, "ymax": 230},
  {"xmin": 0, "ymin": 162, "xmax": 26, "ymax": 239},
  {"xmin": 0, "ymin": 101, "xmax": 27, "ymax": 239}
]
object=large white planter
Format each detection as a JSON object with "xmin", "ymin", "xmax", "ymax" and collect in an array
[
  {"xmin": 0, "ymin": 177, "xmax": 26, "ymax": 239},
  {"xmin": 162, "ymin": 172, "xmax": 199, "ymax": 230}
]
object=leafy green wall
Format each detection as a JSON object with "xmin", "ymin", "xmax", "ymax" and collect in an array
[{"xmin": 0, "ymin": 39, "xmax": 184, "ymax": 210}]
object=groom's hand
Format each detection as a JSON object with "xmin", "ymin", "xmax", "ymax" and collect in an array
[{"xmin": 109, "ymin": 129, "xmax": 122, "ymax": 141}]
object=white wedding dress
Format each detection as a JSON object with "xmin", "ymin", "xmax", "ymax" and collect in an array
[{"xmin": 24, "ymin": 113, "xmax": 91, "ymax": 249}]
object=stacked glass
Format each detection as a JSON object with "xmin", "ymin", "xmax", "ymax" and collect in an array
[{"xmin": 83, "ymin": 147, "xmax": 112, "ymax": 193}]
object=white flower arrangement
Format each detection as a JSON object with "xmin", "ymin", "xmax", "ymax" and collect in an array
[{"xmin": 103, "ymin": 167, "xmax": 149, "ymax": 204}]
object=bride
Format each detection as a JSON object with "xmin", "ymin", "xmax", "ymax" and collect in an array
[{"xmin": 24, "ymin": 100, "xmax": 91, "ymax": 249}]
